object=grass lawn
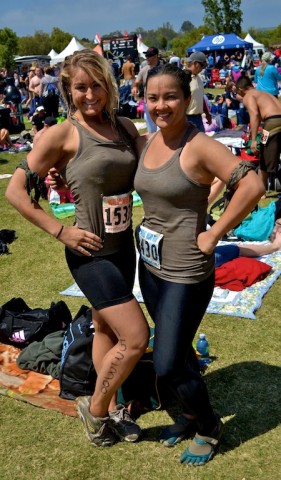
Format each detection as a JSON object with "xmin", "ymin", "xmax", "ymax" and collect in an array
[{"xmin": 0, "ymin": 125, "xmax": 281, "ymax": 480}]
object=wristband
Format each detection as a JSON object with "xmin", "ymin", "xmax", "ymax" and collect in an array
[{"xmin": 55, "ymin": 225, "xmax": 64, "ymax": 239}]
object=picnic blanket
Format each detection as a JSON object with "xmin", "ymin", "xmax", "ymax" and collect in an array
[
  {"xmin": 0, "ymin": 343, "xmax": 77, "ymax": 417},
  {"xmin": 60, "ymin": 250, "xmax": 281, "ymax": 320}
]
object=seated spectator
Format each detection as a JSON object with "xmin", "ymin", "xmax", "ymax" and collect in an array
[
  {"xmin": 33, "ymin": 116, "xmax": 57, "ymax": 146},
  {"xmin": 0, "ymin": 128, "xmax": 13, "ymax": 148},
  {"xmin": 231, "ymin": 61, "xmax": 242, "ymax": 82},
  {"xmin": 219, "ymin": 65, "xmax": 230, "ymax": 84},
  {"xmin": 31, "ymin": 105, "xmax": 46, "ymax": 134},
  {"xmin": 222, "ymin": 81, "xmax": 249, "ymax": 126}
]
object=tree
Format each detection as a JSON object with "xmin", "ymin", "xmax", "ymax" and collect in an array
[
  {"xmin": 202, "ymin": 0, "xmax": 242, "ymax": 35},
  {"xmin": 170, "ymin": 25, "xmax": 212, "ymax": 58},
  {"xmin": 50, "ymin": 28, "xmax": 72, "ymax": 53},
  {"xmin": 0, "ymin": 28, "xmax": 18, "ymax": 72},
  {"xmin": 180, "ymin": 21, "xmax": 195, "ymax": 34},
  {"xmin": 104, "ymin": 30, "xmax": 123, "ymax": 38},
  {"xmin": 18, "ymin": 31, "xmax": 51, "ymax": 55},
  {"xmin": 159, "ymin": 35, "xmax": 168, "ymax": 51}
]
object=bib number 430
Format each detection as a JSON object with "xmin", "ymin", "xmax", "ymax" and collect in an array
[{"xmin": 137, "ymin": 225, "xmax": 163, "ymax": 269}]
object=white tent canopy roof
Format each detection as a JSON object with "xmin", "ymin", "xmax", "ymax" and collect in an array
[
  {"xmin": 48, "ymin": 49, "xmax": 58, "ymax": 59},
  {"xmin": 50, "ymin": 37, "xmax": 86, "ymax": 65},
  {"xmin": 137, "ymin": 36, "xmax": 149, "ymax": 57},
  {"xmin": 244, "ymin": 33, "xmax": 265, "ymax": 48}
]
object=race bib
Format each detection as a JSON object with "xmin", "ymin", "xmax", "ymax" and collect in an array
[
  {"xmin": 103, "ymin": 192, "xmax": 132, "ymax": 233},
  {"xmin": 137, "ymin": 225, "xmax": 163, "ymax": 269},
  {"xmin": 260, "ymin": 129, "xmax": 269, "ymax": 145}
]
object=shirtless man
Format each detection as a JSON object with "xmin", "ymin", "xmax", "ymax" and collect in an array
[
  {"xmin": 121, "ymin": 55, "xmax": 135, "ymax": 86},
  {"xmin": 28, "ymin": 66, "xmax": 44, "ymax": 116},
  {"xmin": 236, "ymin": 75, "xmax": 281, "ymax": 190}
]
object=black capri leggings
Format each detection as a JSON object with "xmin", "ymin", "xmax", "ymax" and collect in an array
[{"xmin": 65, "ymin": 241, "xmax": 136, "ymax": 311}]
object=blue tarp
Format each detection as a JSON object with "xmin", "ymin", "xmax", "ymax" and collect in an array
[{"xmin": 187, "ymin": 33, "xmax": 253, "ymax": 54}]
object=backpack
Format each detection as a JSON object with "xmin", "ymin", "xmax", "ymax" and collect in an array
[
  {"xmin": 59, "ymin": 311, "xmax": 168, "ymax": 413},
  {"xmin": 0, "ymin": 297, "xmax": 72, "ymax": 348},
  {"xmin": 59, "ymin": 305, "xmax": 96, "ymax": 400},
  {"xmin": 234, "ymin": 201, "xmax": 276, "ymax": 241},
  {"xmin": 43, "ymin": 81, "xmax": 59, "ymax": 97}
]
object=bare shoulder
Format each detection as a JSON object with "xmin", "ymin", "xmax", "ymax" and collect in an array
[
  {"xmin": 27, "ymin": 119, "xmax": 78, "ymax": 175},
  {"xmin": 182, "ymin": 130, "xmax": 241, "ymax": 184},
  {"xmin": 51, "ymin": 118, "xmax": 75, "ymax": 138},
  {"xmin": 243, "ymin": 89, "xmax": 258, "ymax": 105}
]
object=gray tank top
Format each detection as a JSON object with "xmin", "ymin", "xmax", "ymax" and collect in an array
[
  {"xmin": 134, "ymin": 126, "xmax": 214, "ymax": 283},
  {"xmin": 62, "ymin": 117, "xmax": 137, "ymax": 256}
]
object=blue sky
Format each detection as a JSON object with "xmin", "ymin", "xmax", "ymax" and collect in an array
[{"xmin": 0, "ymin": 0, "xmax": 280, "ymax": 40}]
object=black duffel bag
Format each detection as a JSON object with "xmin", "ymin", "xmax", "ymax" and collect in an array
[{"xmin": 0, "ymin": 297, "xmax": 72, "ymax": 348}]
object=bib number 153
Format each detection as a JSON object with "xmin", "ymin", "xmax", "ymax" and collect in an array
[{"xmin": 103, "ymin": 192, "xmax": 132, "ymax": 233}]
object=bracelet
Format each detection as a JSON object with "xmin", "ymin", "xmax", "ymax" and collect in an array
[{"xmin": 55, "ymin": 225, "xmax": 64, "ymax": 239}]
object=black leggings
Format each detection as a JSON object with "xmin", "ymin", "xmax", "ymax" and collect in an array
[{"xmin": 139, "ymin": 260, "xmax": 218, "ymax": 433}]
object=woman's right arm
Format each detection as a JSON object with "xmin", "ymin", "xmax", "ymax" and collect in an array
[{"xmin": 5, "ymin": 124, "xmax": 103, "ymax": 255}]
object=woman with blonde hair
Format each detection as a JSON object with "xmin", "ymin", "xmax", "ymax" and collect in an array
[
  {"xmin": 6, "ymin": 49, "xmax": 149, "ymax": 447},
  {"xmin": 254, "ymin": 51, "xmax": 281, "ymax": 97}
]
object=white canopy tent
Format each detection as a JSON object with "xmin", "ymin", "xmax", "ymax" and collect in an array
[
  {"xmin": 137, "ymin": 35, "xmax": 149, "ymax": 58},
  {"xmin": 50, "ymin": 37, "xmax": 86, "ymax": 65},
  {"xmin": 48, "ymin": 49, "xmax": 58, "ymax": 59},
  {"xmin": 244, "ymin": 33, "xmax": 265, "ymax": 53}
]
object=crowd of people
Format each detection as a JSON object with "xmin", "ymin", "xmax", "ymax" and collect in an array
[{"xmin": 1, "ymin": 39, "xmax": 281, "ymax": 468}]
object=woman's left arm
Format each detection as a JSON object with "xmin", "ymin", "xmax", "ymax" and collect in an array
[
  {"xmin": 189, "ymin": 136, "xmax": 265, "ymax": 254},
  {"xmin": 199, "ymin": 169, "xmax": 264, "ymax": 254}
]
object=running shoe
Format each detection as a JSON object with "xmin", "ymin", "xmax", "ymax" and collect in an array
[
  {"xmin": 75, "ymin": 396, "xmax": 117, "ymax": 447},
  {"xmin": 109, "ymin": 404, "xmax": 142, "ymax": 442}
]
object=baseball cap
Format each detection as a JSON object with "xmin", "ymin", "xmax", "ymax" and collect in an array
[
  {"xmin": 44, "ymin": 116, "xmax": 57, "ymax": 127},
  {"xmin": 144, "ymin": 47, "xmax": 159, "ymax": 57},
  {"xmin": 36, "ymin": 106, "xmax": 45, "ymax": 112},
  {"xmin": 186, "ymin": 52, "xmax": 207, "ymax": 65},
  {"xmin": 262, "ymin": 52, "xmax": 274, "ymax": 62}
]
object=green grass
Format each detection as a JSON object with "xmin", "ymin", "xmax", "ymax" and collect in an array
[{"xmin": 1, "ymin": 147, "xmax": 281, "ymax": 480}]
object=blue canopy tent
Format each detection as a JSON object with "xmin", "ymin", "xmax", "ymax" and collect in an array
[{"xmin": 187, "ymin": 33, "xmax": 253, "ymax": 54}]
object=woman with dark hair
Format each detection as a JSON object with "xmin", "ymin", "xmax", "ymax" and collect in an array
[{"xmin": 133, "ymin": 63, "xmax": 264, "ymax": 466}]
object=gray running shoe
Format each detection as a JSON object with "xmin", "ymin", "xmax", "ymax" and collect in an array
[
  {"xmin": 109, "ymin": 404, "xmax": 142, "ymax": 442},
  {"xmin": 75, "ymin": 396, "xmax": 117, "ymax": 447}
]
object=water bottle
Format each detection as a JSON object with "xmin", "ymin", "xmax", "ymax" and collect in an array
[{"xmin": 196, "ymin": 333, "xmax": 211, "ymax": 365}]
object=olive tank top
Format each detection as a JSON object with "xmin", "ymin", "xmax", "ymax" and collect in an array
[
  {"xmin": 134, "ymin": 126, "xmax": 215, "ymax": 283},
  {"xmin": 62, "ymin": 117, "xmax": 137, "ymax": 256}
]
